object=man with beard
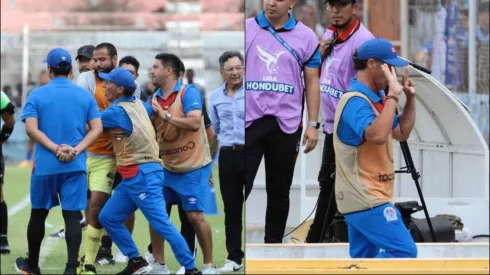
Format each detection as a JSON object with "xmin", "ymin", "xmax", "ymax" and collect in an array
[
  {"xmin": 76, "ymin": 42, "xmax": 118, "ymax": 273},
  {"xmin": 306, "ymin": 0, "xmax": 374, "ymax": 243},
  {"xmin": 149, "ymin": 53, "xmax": 218, "ymax": 274},
  {"xmin": 76, "ymin": 45, "xmax": 95, "ymax": 73}
]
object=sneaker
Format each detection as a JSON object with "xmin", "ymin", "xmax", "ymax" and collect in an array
[
  {"xmin": 63, "ymin": 262, "xmax": 81, "ymax": 275},
  {"xmin": 95, "ymin": 247, "xmax": 115, "ymax": 265},
  {"xmin": 185, "ymin": 268, "xmax": 202, "ymax": 275},
  {"xmin": 117, "ymin": 256, "xmax": 152, "ymax": 275},
  {"xmin": 148, "ymin": 263, "xmax": 170, "ymax": 274},
  {"xmin": 114, "ymin": 250, "xmax": 129, "ymax": 263},
  {"xmin": 80, "ymin": 264, "xmax": 97, "ymax": 275},
  {"xmin": 176, "ymin": 266, "xmax": 186, "ymax": 274},
  {"xmin": 219, "ymin": 260, "xmax": 243, "ymax": 273},
  {"xmin": 202, "ymin": 264, "xmax": 219, "ymax": 275},
  {"xmin": 144, "ymin": 251, "xmax": 155, "ymax": 265},
  {"xmin": 0, "ymin": 236, "xmax": 11, "ymax": 254},
  {"xmin": 49, "ymin": 228, "xmax": 65, "ymax": 238},
  {"xmin": 15, "ymin": 257, "xmax": 41, "ymax": 275},
  {"xmin": 80, "ymin": 218, "xmax": 87, "ymax": 230}
]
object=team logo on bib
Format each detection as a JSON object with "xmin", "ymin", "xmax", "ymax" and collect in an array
[
  {"xmin": 383, "ymin": 206, "xmax": 398, "ymax": 222},
  {"xmin": 256, "ymin": 45, "xmax": 287, "ymax": 75}
]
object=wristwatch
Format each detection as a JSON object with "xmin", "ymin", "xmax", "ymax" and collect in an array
[
  {"xmin": 308, "ymin": 121, "xmax": 320, "ymax": 129},
  {"xmin": 164, "ymin": 112, "xmax": 172, "ymax": 122}
]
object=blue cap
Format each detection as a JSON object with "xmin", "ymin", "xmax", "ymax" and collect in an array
[
  {"xmin": 98, "ymin": 67, "xmax": 135, "ymax": 89},
  {"xmin": 356, "ymin": 38, "xmax": 409, "ymax": 67},
  {"xmin": 43, "ymin": 48, "xmax": 72, "ymax": 69}
]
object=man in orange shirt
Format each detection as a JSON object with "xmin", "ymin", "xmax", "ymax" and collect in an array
[{"xmin": 77, "ymin": 42, "xmax": 119, "ymax": 274}]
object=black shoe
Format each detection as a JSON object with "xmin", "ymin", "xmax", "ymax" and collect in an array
[
  {"xmin": 0, "ymin": 236, "xmax": 11, "ymax": 254},
  {"xmin": 117, "ymin": 256, "xmax": 151, "ymax": 275},
  {"xmin": 95, "ymin": 247, "xmax": 115, "ymax": 266},
  {"xmin": 63, "ymin": 261, "xmax": 80, "ymax": 275},
  {"xmin": 15, "ymin": 257, "xmax": 42, "ymax": 275},
  {"xmin": 185, "ymin": 268, "xmax": 202, "ymax": 275},
  {"xmin": 80, "ymin": 264, "xmax": 97, "ymax": 274},
  {"xmin": 49, "ymin": 228, "xmax": 65, "ymax": 238}
]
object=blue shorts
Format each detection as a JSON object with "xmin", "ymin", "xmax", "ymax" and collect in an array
[
  {"xmin": 30, "ymin": 171, "xmax": 87, "ymax": 211},
  {"xmin": 344, "ymin": 203, "xmax": 417, "ymax": 258},
  {"xmin": 163, "ymin": 164, "xmax": 212, "ymax": 211}
]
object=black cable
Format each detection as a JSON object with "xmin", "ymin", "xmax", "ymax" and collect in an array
[
  {"xmin": 282, "ymin": 192, "xmax": 321, "ymax": 238},
  {"xmin": 319, "ymin": 180, "xmax": 335, "ymax": 242},
  {"xmin": 472, "ymin": 234, "xmax": 490, "ymax": 239}
]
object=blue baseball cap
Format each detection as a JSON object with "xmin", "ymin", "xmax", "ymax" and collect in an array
[
  {"xmin": 356, "ymin": 38, "xmax": 409, "ymax": 67},
  {"xmin": 98, "ymin": 67, "xmax": 135, "ymax": 89},
  {"xmin": 43, "ymin": 48, "xmax": 72, "ymax": 69}
]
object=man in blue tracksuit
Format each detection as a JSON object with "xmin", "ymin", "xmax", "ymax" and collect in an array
[{"xmin": 96, "ymin": 67, "xmax": 201, "ymax": 275}]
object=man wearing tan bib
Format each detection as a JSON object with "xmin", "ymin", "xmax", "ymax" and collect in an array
[
  {"xmin": 77, "ymin": 43, "xmax": 119, "ymax": 272},
  {"xmin": 149, "ymin": 53, "xmax": 218, "ymax": 274},
  {"xmin": 333, "ymin": 38, "xmax": 417, "ymax": 258}
]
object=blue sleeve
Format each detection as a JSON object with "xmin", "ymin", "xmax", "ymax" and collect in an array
[
  {"xmin": 338, "ymin": 98, "xmax": 400, "ymax": 146},
  {"xmin": 305, "ymin": 48, "xmax": 321, "ymax": 68},
  {"xmin": 141, "ymin": 100, "xmax": 154, "ymax": 117},
  {"xmin": 101, "ymin": 106, "xmax": 134, "ymax": 136},
  {"xmin": 182, "ymin": 86, "xmax": 203, "ymax": 115},
  {"xmin": 21, "ymin": 95, "xmax": 38, "ymax": 122},
  {"xmin": 87, "ymin": 97, "xmax": 101, "ymax": 121},
  {"xmin": 209, "ymin": 96, "xmax": 220, "ymax": 135}
]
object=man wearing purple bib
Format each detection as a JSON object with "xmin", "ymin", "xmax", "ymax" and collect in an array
[
  {"xmin": 306, "ymin": 0, "xmax": 374, "ymax": 243},
  {"xmin": 245, "ymin": 0, "xmax": 321, "ymax": 243}
]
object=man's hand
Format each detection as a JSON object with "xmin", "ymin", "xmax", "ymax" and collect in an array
[
  {"xmin": 380, "ymin": 64, "xmax": 403, "ymax": 98},
  {"xmin": 402, "ymin": 68, "xmax": 416, "ymax": 99},
  {"xmin": 302, "ymin": 126, "xmax": 318, "ymax": 153},
  {"xmin": 151, "ymin": 100, "xmax": 165, "ymax": 118},
  {"xmin": 56, "ymin": 144, "xmax": 78, "ymax": 162},
  {"xmin": 319, "ymin": 39, "xmax": 334, "ymax": 58}
]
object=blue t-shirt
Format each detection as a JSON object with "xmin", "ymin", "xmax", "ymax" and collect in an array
[
  {"xmin": 21, "ymin": 77, "xmax": 100, "ymax": 176},
  {"xmin": 147, "ymin": 80, "xmax": 203, "ymax": 116},
  {"xmin": 337, "ymin": 79, "xmax": 399, "ymax": 146},
  {"xmin": 100, "ymin": 96, "xmax": 161, "ymax": 174}
]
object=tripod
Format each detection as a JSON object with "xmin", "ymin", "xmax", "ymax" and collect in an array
[{"xmin": 393, "ymin": 63, "xmax": 436, "ymax": 242}]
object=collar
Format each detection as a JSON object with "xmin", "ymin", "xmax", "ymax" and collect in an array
[
  {"xmin": 256, "ymin": 10, "xmax": 297, "ymax": 31},
  {"xmin": 327, "ymin": 18, "xmax": 360, "ymax": 43},
  {"xmin": 348, "ymin": 78, "xmax": 383, "ymax": 103},
  {"xmin": 222, "ymin": 81, "xmax": 244, "ymax": 95},
  {"xmin": 50, "ymin": 77, "xmax": 72, "ymax": 84},
  {"xmin": 112, "ymin": 96, "xmax": 135, "ymax": 105},
  {"xmin": 156, "ymin": 79, "xmax": 182, "ymax": 97}
]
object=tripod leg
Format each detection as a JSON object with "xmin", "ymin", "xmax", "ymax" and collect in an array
[{"xmin": 399, "ymin": 141, "xmax": 437, "ymax": 242}]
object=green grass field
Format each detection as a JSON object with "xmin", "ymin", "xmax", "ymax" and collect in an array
[{"xmin": 0, "ymin": 166, "xmax": 243, "ymax": 274}]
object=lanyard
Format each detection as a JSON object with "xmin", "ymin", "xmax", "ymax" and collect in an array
[{"xmin": 266, "ymin": 26, "xmax": 303, "ymax": 68}]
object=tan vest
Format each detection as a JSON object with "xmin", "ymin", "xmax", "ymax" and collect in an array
[
  {"xmin": 153, "ymin": 88, "xmax": 212, "ymax": 173},
  {"xmin": 108, "ymin": 99, "xmax": 162, "ymax": 167},
  {"xmin": 333, "ymin": 92, "xmax": 395, "ymax": 214}
]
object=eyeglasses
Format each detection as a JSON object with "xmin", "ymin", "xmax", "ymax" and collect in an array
[
  {"xmin": 324, "ymin": 38, "xmax": 338, "ymax": 58},
  {"xmin": 222, "ymin": 66, "xmax": 244, "ymax": 73}
]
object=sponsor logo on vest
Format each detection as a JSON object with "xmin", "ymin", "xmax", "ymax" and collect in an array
[
  {"xmin": 320, "ymin": 84, "xmax": 343, "ymax": 99},
  {"xmin": 246, "ymin": 81, "xmax": 294, "ymax": 94},
  {"xmin": 161, "ymin": 141, "xmax": 195, "ymax": 156},
  {"xmin": 378, "ymin": 172, "xmax": 395, "ymax": 182},
  {"xmin": 383, "ymin": 206, "xmax": 398, "ymax": 222}
]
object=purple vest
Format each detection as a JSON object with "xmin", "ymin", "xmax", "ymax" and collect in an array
[
  {"xmin": 320, "ymin": 23, "xmax": 373, "ymax": 134},
  {"xmin": 245, "ymin": 17, "xmax": 319, "ymax": 134}
]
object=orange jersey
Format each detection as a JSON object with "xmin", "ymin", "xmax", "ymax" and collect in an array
[{"xmin": 87, "ymin": 73, "xmax": 113, "ymax": 155}]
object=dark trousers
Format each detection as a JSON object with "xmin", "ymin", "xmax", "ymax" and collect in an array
[
  {"xmin": 245, "ymin": 116, "xmax": 302, "ymax": 243},
  {"xmin": 218, "ymin": 147, "xmax": 245, "ymax": 263},
  {"xmin": 305, "ymin": 133, "xmax": 338, "ymax": 243}
]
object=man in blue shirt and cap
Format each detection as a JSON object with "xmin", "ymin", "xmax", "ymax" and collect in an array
[
  {"xmin": 333, "ymin": 38, "xmax": 417, "ymax": 258},
  {"xmin": 16, "ymin": 48, "xmax": 103, "ymax": 275},
  {"xmin": 94, "ymin": 67, "xmax": 201, "ymax": 275}
]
